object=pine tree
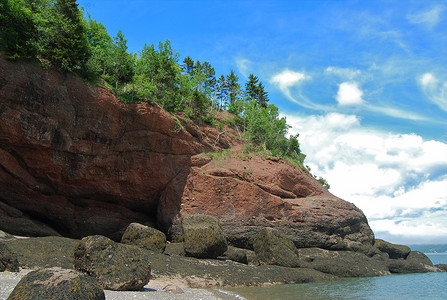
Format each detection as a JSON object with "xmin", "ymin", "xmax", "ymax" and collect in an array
[
  {"xmin": 111, "ymin": 30, "xmax": 134, "ymax": 91},
  {"xmin": 216, "ymin": 74, "xmax": 228, "ymax": 110},
  {"xmin": 85, "ymin": 14, "xmax": 113, "ymax": 77},
  {"xmin": 47, "ymin": 0, "xmax": 90, "ymax": 72},
  {"xmin": 226, "ymin": 69, "xmax": 240, "ymax": 110},
  {"xmin": 245, "ymin": 74, "xmax": 269, "ymax": 108},
  {"xmin": 182, "ymin": 56, "xmax": 195, "ymax": 75}
]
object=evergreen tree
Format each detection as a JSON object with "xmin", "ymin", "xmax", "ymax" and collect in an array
[
  {"xmin": 216, "ymin": 74, "xmax": 228, "ymax": 111},
  {"xmin": 111, "ymin": 30, "xmax": 134, "ymax": 91},
  {"xmin": 182, "ymin": 56, "xmax": 195, "ymax": 75},
  {"xmin": 46, "ymin": 0, "xmax": 90, "ymax": 72},
  {"xmin": 85, "ymin": 14, "xmax": 113, "ymax": 78},
  {"xmin": 226, "ymin": 69, "xmax": 240, "ymax": 112},
  {"xmin": 201, "ymin": 61, "xmax": 216, "ymax": 96},
  {"xmin": 245, "ymin": 74, "xmax": 269, "ymax": 108}
]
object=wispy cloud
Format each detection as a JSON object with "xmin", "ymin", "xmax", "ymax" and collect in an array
[
  {"xmin": 419, "ymin": 72, "xmax": 447, "ymax": 112},
  {"xmin": 364, "ymin": 104, "xmax": 429, "ymax": 121},
  {"xmin": 325, "ymin": 67, "xmax": 361, "ymax": 80},
  {"xmin": 270, "ymin": 69, "xmax": 329, "ymax": 111},
  {"xmin": 234, "ymin": 57, "xmax": 253, "ymax": 77},
  {"xmin": 335, "ymin": 82, "xmax": 364, "ymax": 106},
  {"xmin": 408, "ymin": 5, "xmax": 445, "ymax": 28}
]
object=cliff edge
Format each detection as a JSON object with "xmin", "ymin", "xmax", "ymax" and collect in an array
[{"xmin": 0, "ymin": 57, "xmax": 374, "ymax": 250}]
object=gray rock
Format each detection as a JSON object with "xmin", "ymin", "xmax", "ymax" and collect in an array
[
  {"xmin": 220, "ymin": 246, "xmax": 249, "ymax": 264},
  {"xmin": 387, "ymin": 251, "xmax": 439, "ymax": 273},
  {"xmin": 3, "ymin": 236, "xmax": 78, "ymax": 270},
  {"xmin": 182, "ymin": 214, "xmax": 227, "ymax": 259},
  {"xmin": 162, "ymin": 284, "xmax": 184, "ymax": 293},
  {"xmin": 435, "ymin": 264, "xmax": 447, "ymax": 272},
  {"xmin": 163, "ymin": 242, "xmax": 186, "ymax": 256},
  {"xmin": 121, "ymin": 223, "xmax": 166, "ymax": 253},
  {"xmin": 7, "ymin": 267, "xmax": 104, "ymax": 300},
  {"xmin": 374, "ymin": 239, "xmax": 411, "ymax": 259},
  {"xmin": 0, "ymin": 242, "xmax": 19, "ymax": 272},
  {"xmin": 297, "ymin": 247, "xmax": 390, "ymax": 277},
  {"xmin": 0, "ymin": 230, "xmax": 15, "ymax": 241},
  {"xmin": 74, "ymin": 235, "xmax": 151, "ymax": 291},
  {"xmin": 252, "ymin": 228, "xmax": 300, "ymax": 267}
]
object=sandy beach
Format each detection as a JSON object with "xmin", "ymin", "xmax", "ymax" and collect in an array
[{"xmin": 0, "ymin": 269, "xmax": 242, "ymax": 300}]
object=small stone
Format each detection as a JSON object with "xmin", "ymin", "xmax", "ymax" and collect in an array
[{"xmin": 163, "ymin": 284, "xmax": 184, "ymax": 293}]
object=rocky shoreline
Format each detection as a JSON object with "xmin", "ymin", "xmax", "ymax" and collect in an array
[{"xmin": 1, "ymin": 222, "xmax": 445, "ymax": 299}]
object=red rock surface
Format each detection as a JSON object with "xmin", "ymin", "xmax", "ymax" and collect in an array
[
  {"xmin": 0, "ymin": 57, "xmax": 231, "ymax": 239},
  {"xmin": 158, "ymin": 153, "xmax": 374, "ymax": 250},
  {"xmin": 0, "ymin": 57, "xmax": 374, "ymax": 249}
]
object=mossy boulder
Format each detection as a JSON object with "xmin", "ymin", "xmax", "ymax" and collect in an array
[
  {"xmin": 7, "ymin": 267, "xmax": 104, "ymax": 300},
  {"xmin": 182, "ymin": 214, "xmax": 227, "ymax": 259},
  {"xmin": 121, "ymin": 223, "xmax": 166, "ymax": 253},
  {"xmin": 74, "ymin": 235, "xmax": 151, "ymax": 291},
  {"xmin": 220, "ymin": 246, "xmax": 249, "ymax": 264},
  {"xmin": 387, "ymin": 251, "xmax": 439, "ymax": 273},
  {"xmin": 297, "ymin": 248, "xmax": 390, "ymax": 277},
  {"xmin": 374, "ymin": 239, "xmax": 411, "ymax": 259},
  {"xmin": 0, "ymin": 242, "xmax": 19, "ymax": 272},
  {"xmin": 252, "ymin": 228, "xmax": 300, "ymax": 267}
]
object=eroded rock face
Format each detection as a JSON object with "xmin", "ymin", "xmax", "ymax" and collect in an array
[
  {"xmin": 159, "ymin": 154, "xmax": 375, "ymax": 251},
  {"xmin": 0, "ymin": 57, "xmax": 230, "ymax": 239}
]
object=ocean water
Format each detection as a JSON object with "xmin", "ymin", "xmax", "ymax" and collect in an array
[{"xmin": 224, "ymin": 254, "xmax": 447, "ymax": 300}]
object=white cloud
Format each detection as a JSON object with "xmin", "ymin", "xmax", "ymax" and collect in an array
[
  {"xmin": 270, "ymin": 69, "xmax": 307, "ymax": 90},
  {"xmin": 336, "ymin": 82, "xmax": 364, "ymax": 105},
  {"xmin": 419, "ymin": 72, "xmax": 447, "ymax": 112},
  {"xmin": 284, "ymin": 112, "xmax": 447, "ymax": 244},
  {"xmin": 408, "ymin": 6, "xmax": 445, "ymax": 28}
]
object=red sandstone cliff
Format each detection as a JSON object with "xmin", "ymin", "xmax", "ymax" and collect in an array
[{"xmin": 0, "ymin": 57, "xmax": 374, "ymax": 249}]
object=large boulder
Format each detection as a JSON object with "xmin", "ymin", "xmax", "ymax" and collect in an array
[
  {"xmin": 387, "ymin": 251, "xmax": 440, "ymax": 273},
  {"xmin": 375, "ymin": 239, "xmax": 411, "ymax": 259},
  {"xmin": 182, "ymin": 214, "xmax": 228, "ymax": 259},
  {"xmin": 74, "ymin": 235, "xmax": 151, "ymax": 291},
  {"xmin": 252, "ymin": 228, "xmax": 300, "ymax": 267},
  {"xmin": 7, "ymin": 267, "xmax": 104, "ymax": 300},
  {"xmin": 121, "ymin": 223, "xmax": 166, "ymax": 253},
  {"xmin": 297, "ymin": 248, "xmax": 390, "ymax": 277},
  {"xmin": 0, "ymin": 242, "xmax": 19, "ymax": 272},
  {"xmin": 158, "ymin": 154, "xmax": 375, "ymax": 252}
]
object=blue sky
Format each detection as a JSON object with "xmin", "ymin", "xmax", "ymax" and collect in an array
[{"xmin": 78, "ymin": 0, "xmax": 447, "ymax": 245}]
